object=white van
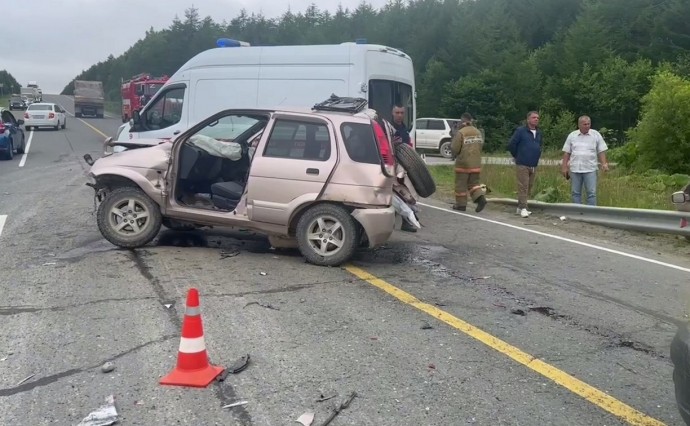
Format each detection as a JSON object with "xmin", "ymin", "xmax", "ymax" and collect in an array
[{"xmin": 115, "ymin": 39, "xmax": 416, "ymax": 143}]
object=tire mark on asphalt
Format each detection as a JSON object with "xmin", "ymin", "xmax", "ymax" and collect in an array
[
  {"xmin": 0, "ymin": 296, "xmax": 159, "ymax": 316},
  {"xmin": 0, "ymin": 334, "xmax": 176, "ymax": 397},
  {"xmin": 129, "ymin": 249, "xmax": 253, "ymax": 424}
]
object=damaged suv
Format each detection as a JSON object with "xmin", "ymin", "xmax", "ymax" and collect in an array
[{"xmin": 84, "ymin": 97, "xmax": 398, "ymax": 266}]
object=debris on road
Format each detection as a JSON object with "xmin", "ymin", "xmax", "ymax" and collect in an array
[
  {"xmin": 77, "ymin": 395, "xmax": 119, "ymax": 426},
  {"xmin": 471, "ymin": 276, "xmax": 492, "ymax": 281},
  {"xmin": 217, "ymin": 354, "xmax": 251, "ymax": 381},
  {"xmin": 296, "ymin": 412, "xmax": 315, "ymax": 426},
  {"xmin": 244, "ymin": 301, "xmax": 280, "ymax": 311},
  {"xmin": 220, "ymin": 249, "xmax": 240, "ymax": 259},
  {"xmin": 421, "ymin": 321, "xmax": 434, "ymax": 330},
  {"xmin": 163, "ymin": 304, "xmax": 173, "ymax": 309},
  {"xmin": 222, "ymin": 400, "xmax": 249, "ymax": 409},
  {"xmin": 260, "ymin": 272, "xmax": 267, "ymax": 276},
  {"xmin": 560, "ymin": 216, "xmax": 567, "ymax": 221},
  {"xmin": 316, "ymin": 394, "xmax": 337, "ymax": 403},
  {"xmin": 101, "ymin": 361, "xmax": 115, "ymax": 373},
  {"xmin": 510, "ymin": 308, "xmax": 526, "ymax": 316},
  {"xmin": 42, "ymin": 262, "xmax": 57, "ymax": 266},
  {"xmin": 16, "ymin": 374, "xmax": 35, "ymax": 386},
  {"xmin": 0, "ymin": 352, "xmax": 12, "ymax": 361},
  {"xmin": 319, "ymin": 391, "xmax": 357, "ymax": 426}
]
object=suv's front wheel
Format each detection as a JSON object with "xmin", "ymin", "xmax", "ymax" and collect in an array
[
  {"xmin": 296, "ymin": 204, "xmax": 358, "ymax": 266},
  {"xmin": 97, "ymin": 187, "xmax": 162, "ymax": 248}
]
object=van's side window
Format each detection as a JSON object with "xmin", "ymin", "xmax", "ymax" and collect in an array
[
  {"xmin": 145, "ymin": 87, "xmax": 185, "ymax": 130},
  {"xmin": 263, "ymin": 119, "xmax": 331, "ymax": 161},
  {"xmin": 368, "ymin": 80, "xmax": 414, "ymax": 129}
]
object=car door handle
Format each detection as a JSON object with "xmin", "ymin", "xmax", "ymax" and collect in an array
[
  {"xmin": 173, "ymin": 130, "xmax": 181, "ymax": 135},
  {"xmin": 306, "ymin": 168, "xmax": 319, "ymax": 175}
]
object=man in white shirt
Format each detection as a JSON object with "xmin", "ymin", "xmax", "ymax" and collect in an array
[{"xmin": 561, "ymin": 115, "xmax": 609, "ymax": 206}]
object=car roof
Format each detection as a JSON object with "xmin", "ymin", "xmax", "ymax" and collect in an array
[{"xmin": 27, "ymin": 102, "xmax": 56, "ymax": 107}]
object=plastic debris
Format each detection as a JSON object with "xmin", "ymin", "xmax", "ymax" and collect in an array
[
  {"xmin": 220, "ymin": 249, "xmax": 240, "ymax": 259},
  {"xmin": 510, "ymin": 308, "xmax": 526, "ymax": 316},
  {"xmin": 421, "ymin": 321, "xmax": 434, "ymax": 330},
  {"xmin": 16, "ymin": 374, "xmax": 35, "ymax": 386},
  {"xmin": 319, "ymin": 392, "xmax": 357, "ymax": 426},
  {"xmin": 77, "ymin": 395, "xmax": 119, "ymax": 426},
  {"xmin": 316, "ymin": 394, "xmax": 337, "ymax": 403},
  {"xmin": 222, "ymin": 401, "xmax": 249, "ymax": 409},
  {"xmin": 101, "ymin": 362, "xmax": 115, "ymax": 373},
  {"xmin": 43, "ymin": 262, "xmax": 57, "ymax": 266},
  {"xmin": 296, "ymin": 412, "xmax": 315, "ymax": 426},
  {"xmin": 560, "ymin": 216, "xmax": 566, "ymax": 221},
  {"xmin": 163, "ymin": 304, "xmax": 172, "ymax": 309},
  {"xmin": 217, "ymin": 354, "xmax": 251, "ymax": 381},
  {"xmin": 244, "ymin": 301, "xmax": 279, "ymax": 311},
  {"xmin": 259, "ymin": 272, "xmax": 267, "ymax": 276}
]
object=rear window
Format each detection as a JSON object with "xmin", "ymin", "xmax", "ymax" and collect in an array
[
  {"xmin": 11, "ymin": 96, "xmax": 21, "ymax": 101},
  {"xmin": 28, "ymin": 104, "xmax": 52, "ymax": 111},
  {"xmin": 341, "ymin": 122, "xmax": 380, "ymax": 165}
]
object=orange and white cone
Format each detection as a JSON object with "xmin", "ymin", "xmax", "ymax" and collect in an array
[{"xmin": 160, "ymin": 288, "xmax": 224, "ymax": 388}]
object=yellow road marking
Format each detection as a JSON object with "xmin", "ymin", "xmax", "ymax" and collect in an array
[
  {"xmin": 344, "ymin": 265, "xmax": 666, "ymax": 426},
  {"xmin": 78, "ymin": 118, "xmax": 109, "ymax": 138}
]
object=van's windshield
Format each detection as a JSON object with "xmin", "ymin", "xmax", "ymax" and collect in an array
[{"xmin": 368, "ymin": 80, "xmax": 414, "ymax": 129}]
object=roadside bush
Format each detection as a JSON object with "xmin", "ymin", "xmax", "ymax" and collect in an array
[
  {"xmin": 628, "ymin": 71, "xmax": 690, "ymax": 174},
  {"xmin": 539, "ymin": 108, "xmax": 576, "ymax": 150},
  {"xmin": 607, "ymin": 142, "xmax": 639, "ymax": 169}
]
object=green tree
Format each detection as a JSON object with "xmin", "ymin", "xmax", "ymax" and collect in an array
[{"xmin": 629, "ymin": 71, "xmax": 690, "ymax": 174}]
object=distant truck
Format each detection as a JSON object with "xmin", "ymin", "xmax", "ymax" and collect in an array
[
  {"xmin": 20, "ymin": 87, "xmax": 38, "ymax": 103},
  {"xmin": 74, "ymin": 80, "xmax": 105, "ymax": 118},
  {"xmin": 121, "ymin": 73, "xmax": 168, "ymax": 123},
  {"xmin": 27, "ymin": 82, "xmax": 42, "ymax": 101}
]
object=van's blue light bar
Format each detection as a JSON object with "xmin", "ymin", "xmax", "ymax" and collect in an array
[
  {"xmin": 355, "ymin": 38, "xmax": 367, "ymax": 44},
  {"xmin": 216, "ymin": 38, "xmax": 250, "ymax": 48}
]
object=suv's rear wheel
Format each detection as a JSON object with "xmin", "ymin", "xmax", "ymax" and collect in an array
[
  {"xmin": 439, "ymin": 139, "xmax": 453, "ymax": 159},
  {"xmin": 97, "ymin": 187, "xmax": 162, "ymax": 248},
  {"xmin": 296, "ymin": 204, "xmax": 358, "ymax": 266}
]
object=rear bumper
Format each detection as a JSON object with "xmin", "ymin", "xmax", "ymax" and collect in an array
[
  {"xmin": 25, "ymin": 118, "xmax": 59, "ymax": 127},
  {"xmin": 351, "ymin": 206, "xmax": 395, "ymax": 248}
]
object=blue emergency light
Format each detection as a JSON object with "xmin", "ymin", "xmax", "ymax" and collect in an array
[
  {"xmin": 216, "ymin": 38, "xmax": 250, "ymax": 48},
  {"xmin": 355, "ymin": 38, "xmax": 368, "ymax": 44}
]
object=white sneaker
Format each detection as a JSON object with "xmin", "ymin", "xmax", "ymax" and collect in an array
[{"xmin": 520, "ymin": 208, "xmax": 531, "ymax": 218}]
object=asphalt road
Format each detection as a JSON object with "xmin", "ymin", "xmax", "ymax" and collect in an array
[{"xmin": 0, "ymin": 94, "xmax": 688, "ymax": 425}]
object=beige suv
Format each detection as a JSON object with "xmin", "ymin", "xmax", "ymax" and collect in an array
[{"xmin": 84, "ymin": 97, "xmax": 397, "ymax": 266}]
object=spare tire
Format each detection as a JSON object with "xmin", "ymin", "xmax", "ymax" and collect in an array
[
  {"xmin": 395, "ymin": 142, "xmax": 436, "ymax": 198},
  {"xmin": 671, "ymin": 322, "xmax": 690, "ymax": 425}
]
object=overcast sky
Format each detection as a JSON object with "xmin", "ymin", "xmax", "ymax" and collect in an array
[{"xmin": 4, "ymin": 0, "xmax": 389, "ymax": 94}]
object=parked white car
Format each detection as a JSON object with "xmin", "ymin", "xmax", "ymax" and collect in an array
[
  {"xmin": 23, "ymin": 103, "xmax": 67, "ymax": 131},
  {"xmin": 411, "ymin": 117, "xmax": 461, "ymax": 158}
]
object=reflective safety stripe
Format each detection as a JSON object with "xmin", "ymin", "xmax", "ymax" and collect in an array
[
  {"xmin": 185, "ymin": 306, "xmax": 200, "ymax": 316},
  {"xmin": 179, "ymin": 336, "xmax": 206, "ymax": 353},
  {"xmin": 455, "ymin": 167, "xmax": 481, "ymax": 173}
]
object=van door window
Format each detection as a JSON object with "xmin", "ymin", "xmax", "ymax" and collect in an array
[
  {"xmin": 145, "ymin": 87, "xmax": 185, "ymax": 130},
  {"xmin": 368, "ymin": 80, "xmax": 414, "ymax": 129}
]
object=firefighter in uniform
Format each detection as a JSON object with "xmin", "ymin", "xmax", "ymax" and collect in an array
[{"xmin": 451, "ymin": 113, "xmax": 487, "ymax": 212}]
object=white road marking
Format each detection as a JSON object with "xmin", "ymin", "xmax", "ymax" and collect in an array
[
  {"xmin": 0, "ymin": 215, "xmax": 6, "ymax": 237},
  {"xmin": 420, "ymin": 202, "xmax": 690, "ymax": 274},
  {"xmin": 18, "ymin": 131, "xmax": 33, "ymax": 168}
]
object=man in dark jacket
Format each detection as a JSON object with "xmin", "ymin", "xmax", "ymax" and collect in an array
[
  {"xmin": 507, "ymin": 111, "xmax": 543, "ymax": 218},
  {"xmin": 391, "ymin": 105, "xmax": 411, "ymax": 146}
]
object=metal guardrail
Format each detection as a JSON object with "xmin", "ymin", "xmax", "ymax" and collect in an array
[{"xmin": 489, "ymin": 198, "xmax": 690, "ymax": 237}]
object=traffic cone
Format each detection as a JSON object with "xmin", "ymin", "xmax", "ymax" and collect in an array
[{"xmin": 160, "ymin": 288, "xmax": 224, "ymax": 388}]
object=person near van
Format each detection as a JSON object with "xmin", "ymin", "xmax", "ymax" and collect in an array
[
  {"xmin": 561, "ymin": 115, "xmax": 609, "ymax": 206},
  {"xmin": 451, "ymin": 113, "xmax": 487, "ymax": 213},
  {"xmin": 507, "ymin": 111, "xmax": 543, "ymax": 218},
  {"xmin": 391, "ymin": 105, "xmax": 411, "ymax": 146}
]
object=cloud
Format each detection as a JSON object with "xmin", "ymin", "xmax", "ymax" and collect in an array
[{"xmin": 4, "ymin": 0, "xmax": 388, "ymax": 93}]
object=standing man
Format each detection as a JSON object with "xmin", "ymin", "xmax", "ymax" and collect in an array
[
  {"xmin": 561, "ymin": 115, "xmax": 609, "ymax": 206},
  {"xmin": 507, "ymin": 111, "xmax": 543, "ymax": 218},
  {"xmin": 390, "ymin": 104, "xmax": 411, "ymax": 146},
  {"xmin": 451, "ymin": 112, "xmax": 487, "ymax": 213}
]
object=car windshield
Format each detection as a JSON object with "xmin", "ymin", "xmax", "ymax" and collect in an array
[{"xmin": 28, "ymin": 105, "xmax": 52, "ymax": 111}]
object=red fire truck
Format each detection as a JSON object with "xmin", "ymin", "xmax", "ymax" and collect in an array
[{"xmin": 121, "ymin": 73, "xmax": 169, "ymax": 122}]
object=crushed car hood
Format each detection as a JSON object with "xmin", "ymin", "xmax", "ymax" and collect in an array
[{"xmin": 91, "ymin": 142, "xmax": 171, "ymax": 172}]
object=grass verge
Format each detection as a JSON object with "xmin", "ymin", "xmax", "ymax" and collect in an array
[{"xmin": 429, "ymin": 164, "xmax": 686, "ymax": 211}]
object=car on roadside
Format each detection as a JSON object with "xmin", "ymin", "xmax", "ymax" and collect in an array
[
  {"xmin": 0, "ymin": 107, "xmax": 27, "ymax": 160},
  {"xmin": 84, "ymin": 96, "xmax": 410, "ymax": 266},
  {"xmin": 8, "ymin": 95, "xmax": 27, "ymax": 110},
  {"xmin": 411, "ymin": 117, "xmax": 462, "ymax": 158},
  {"xmin": 23, "ymin": 102, "xmax": 67, "ymax": 131}
]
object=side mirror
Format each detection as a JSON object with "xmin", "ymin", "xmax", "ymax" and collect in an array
[
  {"xmin": 671, "ymin": 191, "xmax": 689, "ymax": 204},
  {"xmin": 17, "ymin": 119, "xmax": 24, "ymax": 125}
]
